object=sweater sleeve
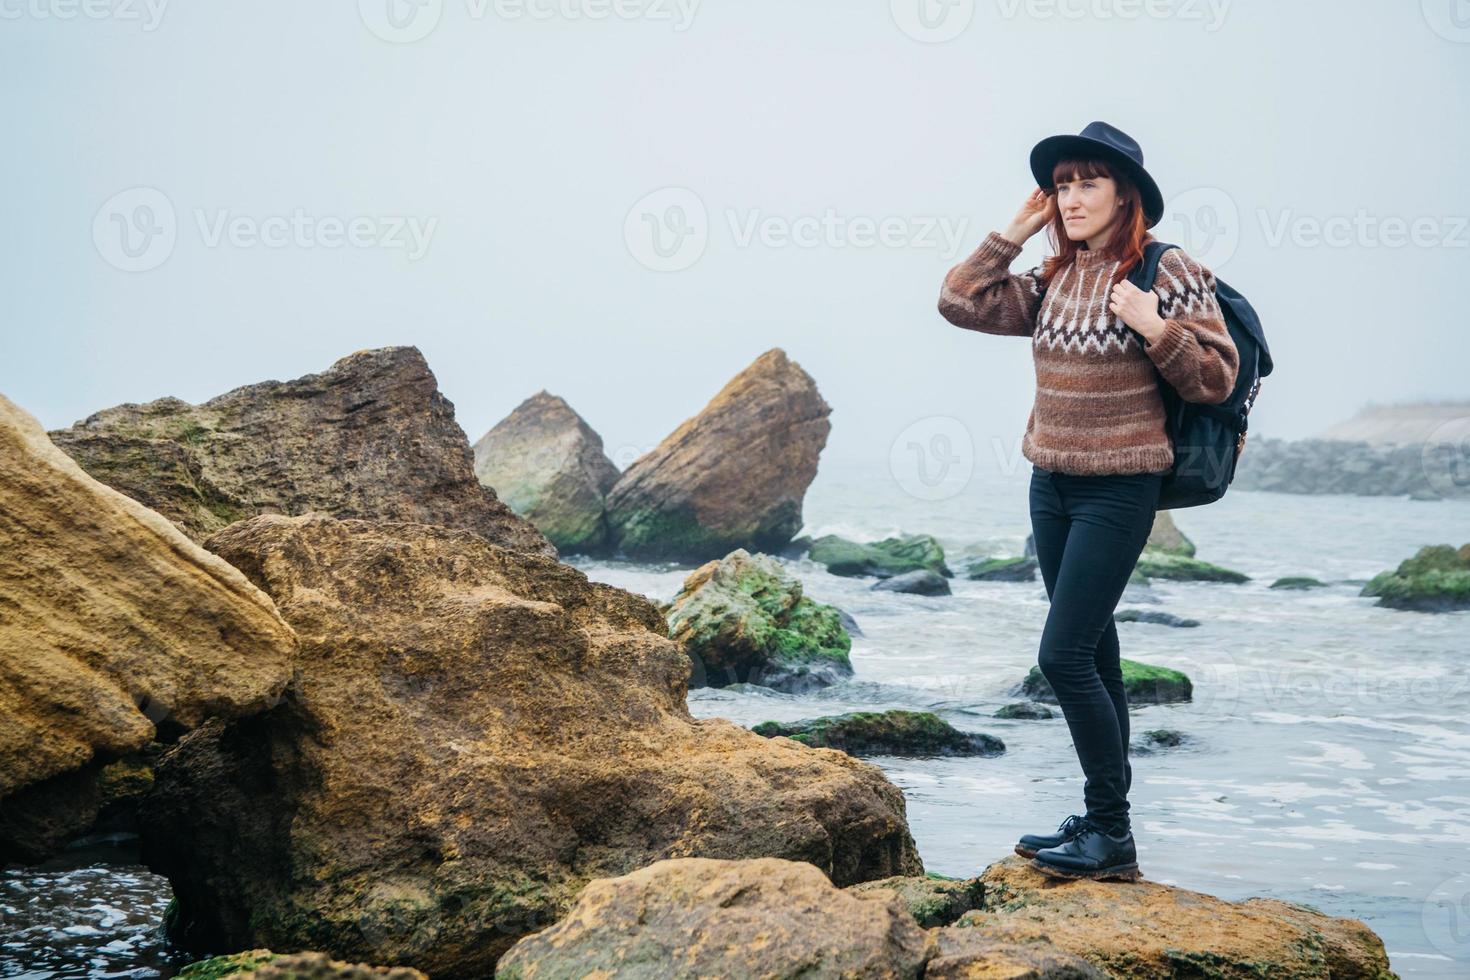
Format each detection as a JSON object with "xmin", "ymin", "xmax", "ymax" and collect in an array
[
  {"xmin": 937, "ymin": 231, "xmax": 1046, "ymax": 337},
  {"xmin": 1141, "ymin": 248, "xmax": 1240, "ymax": 404}
]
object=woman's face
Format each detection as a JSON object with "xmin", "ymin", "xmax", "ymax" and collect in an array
[{"xmin": 1055, "ymin": 172, "xmax": 1123, "ymax": 243}]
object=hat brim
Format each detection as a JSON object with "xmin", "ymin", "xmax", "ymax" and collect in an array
[{"xmin": 1029, "ymin": 134, "xmax": 1164, "ymax": 230}]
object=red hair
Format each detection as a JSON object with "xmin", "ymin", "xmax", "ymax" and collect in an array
[{"xmin": 1038, "ymin": 157, "xmax": 1154, "ymax": 289}]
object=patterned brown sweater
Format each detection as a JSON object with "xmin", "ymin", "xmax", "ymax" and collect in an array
[{"xmin": 938, "ymin": 230, "xmax": 1240, "ymax": 476}]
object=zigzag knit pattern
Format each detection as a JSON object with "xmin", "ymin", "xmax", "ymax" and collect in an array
[{"xmin": 938, "ymin": 230, "xmax": 1240, "ymax": 477}]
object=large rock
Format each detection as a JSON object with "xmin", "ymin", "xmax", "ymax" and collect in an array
[
  {"xmin": 1361, "ymin": 543, "xmax": 1470, "ymax": 612},
  {"xmin": 668, "ymin": 548, "xmax": 854, "ymax": 693},
  {"xmin": 471, "ymin": 391, "xmax": 620, "ymax": 554},
  {"xmin": 1019, "ymin": 660, "xmax": 1192, "ymax": 705},
  {"xmin": 0, "ymin": 394, "xmax": 296, "ymax": 861},
  {"xmin": 803, "ymin": 533, "xmax": 952, "ymax": 579},
  {"xmin": 955, "ymin": 856, "xmax": 1396, "ymax": 979},
  {"xmin": 177, "ymin": 950, "xmax": 428, "ymax": 980},
  {"xmin": 496, "ymin": 857, "xmax": 934, "ymax": 979},
  {"xmin": 141, "ymin": 515, "xmax": 919, "ymax": 979},
  {"xmin": 603, "ymin": 349, "xmax": 831, "ymax": 560},
  {"xmin": 50, "ymin": 347, "xmax": 553, "ymax": 557}
]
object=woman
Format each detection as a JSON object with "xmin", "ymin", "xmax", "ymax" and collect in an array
[{"xmin": 937, "ymin": 121, "xmax": 1239, "ymax": 882}]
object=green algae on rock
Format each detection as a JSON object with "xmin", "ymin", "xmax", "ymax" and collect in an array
[
  {"xmin": 964, "ymin": 555, "xmax": 1037, "ymax": 582},
  {"xmin": 1270, "ymin": 576, "xmax": 1327, "ymax": 589},
  {"xmin": 1133, "ymin": 552, "xmax": 1250, "ymax": 583},
  {"xmin": 752, "ymin": 710, "xmax": 1004, "ymax": 758},
  {"xmin": 801, "ymin": 532, "xmax": 952, "ymax": 579},
  {"xmin": 668, "ymin": 548, "xmax": 854, "ymax": 693},
  {"xmin": 1361, "ymin": 543, "xmax": 1470, "ymax": 612},
  {"xmin": 846, "ymin": 872, "xmax": 985, "ymax": 928},
  {"xmin": 177, "ymin": 950, "xmax": 427, "ymax": 980},
  {"xmin": 1019, "ymin": 659, "xmax": 1192, "ymax": 705}
]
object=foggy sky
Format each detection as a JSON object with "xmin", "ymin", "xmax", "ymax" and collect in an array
[{"xmin": 3, "ymin": 0, "xmax": 1467, "ymax": 470}]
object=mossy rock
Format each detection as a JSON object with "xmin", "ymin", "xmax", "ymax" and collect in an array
[
  {"xmin": 994, "ymin": 701, "xmax": 1054, "ymax": 720},
  {"xmin": 1134, "ymin": 552, "xmax": 1249, "ymax": 583},
  {"xmin": 1019, "ymin": 659, "xmax": 1192, "ymax": 705},
  {"xmin": 965, "ymin": 556, "xmax": 1037, "ymax": 582},
  {"xmin": 178, "ymin": 951, "xmax": 426, "ymax": 980},
  {"xmin": 1270, "ymin": 576, "xmax": 1325, "ymax": 590},
  {"xmin": 806, "ymin": 533, "xmax": 951, "ymax": 579},
  {"xmin": 751, "ymin": 710, "xmax": 1003, "ymax": 758},
  {"xmin": 847, "ymin": 874, "xmax": 985, "ymax": 927},
  {"xmin": 1132, "ymin": 729, "xmax": 1191, "ymax": 754},
  {"xmin": 1145, "ymin": 511, "xmax": 1196, "ymax": 557},
  {"xmin": 1361, "ymin": 543, "xmax": 1470, "ymax": 612},
  {"xmin": 177, "ymin": 950, "xmax": 280, "ymax": 980},
  {"xmin": 668, "ymin": 549, "xmax": 853, "ymax": 692}
]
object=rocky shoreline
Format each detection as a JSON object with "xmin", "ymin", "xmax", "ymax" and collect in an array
[{"xmin": 0, "ymin": 347, "xmax": 1411, "ymax": 978}]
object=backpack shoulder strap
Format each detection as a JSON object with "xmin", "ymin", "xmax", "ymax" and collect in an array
[{"xmin": 1127, "ymin": 240, "xmax": 1178, "ymax": 291}]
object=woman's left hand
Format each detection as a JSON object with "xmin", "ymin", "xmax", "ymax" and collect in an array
[{"xmin": 1109, "ymin": 280, "xmax": 1167, "ymax": 345}]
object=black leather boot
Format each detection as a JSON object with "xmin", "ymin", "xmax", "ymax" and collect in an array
[
  {"xmin": 1030, "ymin": 819, "xmax": 1140, "ymax": 881},
  {"xmin": 1014, "ymin": 813, "xmax": 1088, "ymax": 859}
]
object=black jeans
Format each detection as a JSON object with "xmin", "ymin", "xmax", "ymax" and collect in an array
[{"xmin": 1028, "ymin": 464, "xmax": 1163, "ymax": 836}]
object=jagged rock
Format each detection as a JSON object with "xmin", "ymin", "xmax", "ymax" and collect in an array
[
  {"xmin": 603, "ymin": 349, "xmax": 830, "ymax": 560},
  {"xmin": 496, "ymin": 857, "xmax": 932, "ymax": 979},
  {"xmin": 1019, "ymin": 660, "xmax": 1191, "ymax": 705},
  {"xmin": 965, "ymin": 556, "xmax": 1037, "ymax": 582},
  {"xmin": 1114, "ymin": 609, "xmax": 1200, "ymax": 628},
  {"xmin": 807, "ymin": 533, "xmax": 951, "ymax": 579},
  {"xmin": 668, "ymin": 549, "xmax": 854, "ymax": 693},
  {"xmin": 142, "ymin": 516, "xmax": 919, "ymax": 978},
  {"xmin": 0, "ymin": 394, "xmax": 296, "ymax": 862},
  {"xmin": 50, "ymin": 347, "xmax": 552, "ymax": 557},
  {"xmin": 846, "ymin": 873, "xmax": 984, "ymax": 928},
  {"xmin": 1270, "ymin": 576, "xmax": 1326, "ymax": 590},
  {"xmin": 953, "ymin": 855, "xmax": 1395, "ymax": 979},
  {"xmin": 752, "ymin": 711, "xmax": 1004, "ymax": 758},
  {"xmin": 994, "ymin": 702, "xmax": 1054, "ymax": 720},
  {"xmin": 872, "ymin": 569, "xmax": 952, "ymax": 596},
  {"xmin": 1361, "ymin": 543, "xmax": 1470, "ymax": 612},
  {"xmin": 177, "ymin": 950, "xmax": 428, "ymax": 979},
  {"xmin": 1145, "ymin": 510, "xmax": 1195, "ymax": 557},
  {"xmin": 471, "ymin": 391, "xmax": 619, "ymax": 554}
]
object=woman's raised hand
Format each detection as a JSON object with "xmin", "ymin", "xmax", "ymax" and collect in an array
[{"xmin": 1003, "ymin": 188, "xmax": 1057, "ymax": 246}]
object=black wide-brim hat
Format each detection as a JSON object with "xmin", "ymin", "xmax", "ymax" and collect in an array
[{"xmin": 1029, "ymin": 121, "xmax": 1164, "ymax": 229}]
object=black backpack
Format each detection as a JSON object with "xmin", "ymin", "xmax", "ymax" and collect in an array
[
  {"xmin": 1119, "ymin": 241, "xmax": 1273, "ymax": 509},
  {"xmin": 1036, "ymin": 241, "xmax": 1274, "ymax": 509}
]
